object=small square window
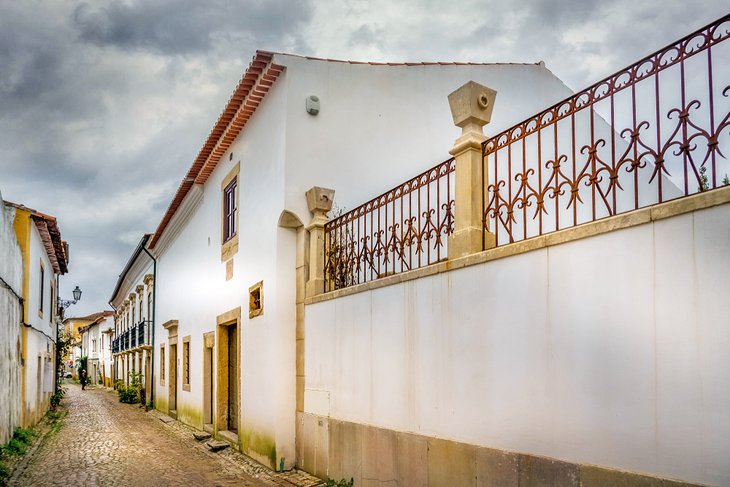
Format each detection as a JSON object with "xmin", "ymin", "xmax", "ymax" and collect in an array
[{"xmin": 249, "ymin": 281, "xmax": 263, "ymax": 319}]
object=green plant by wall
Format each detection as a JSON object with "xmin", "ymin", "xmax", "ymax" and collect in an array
[
  {"xmin": 117, "ymin": 371, "xmax": 144, "ymax": 404},
  {"xmin": 0, "ymin": 428, "xmax": 37, "ymax": 485},
  {"xmin": 50, "ymin": 386, "xmax": 66, "ymax": 409},
  {"xmin": 55, "ymin": 327, "xmax": 74, "ymax": 395},
  {"xmin": 699, "ymin": 166, "xmax": 710, "ymax": 191},
  {"xmin": 325, "ymin": 478, "xmax": 354, "ymax": 487}
]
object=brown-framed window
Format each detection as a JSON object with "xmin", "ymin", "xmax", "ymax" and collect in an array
[
  {"xmin": 38, "ymin": 262, "xmax": 44, "ymax": 317},
  {"xmin": 182, "ymin": 336, "xmax": 191, "ymax": 390},
  {"xmin": 147, "ymin": 292, "xmax": 152, "ymax": 321},
  {"xmin": 160, "ymin": 345, "xmax": 166, "ymax": 385},
  {"xmin": 223, "ymin": 177, "xmax": 237, "ymax": 242}
]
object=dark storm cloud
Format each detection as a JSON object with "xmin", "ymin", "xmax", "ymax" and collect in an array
[
  {"xmin": 73, "ymin": 0, "xmax": 313, "ymax": 55},
  {"xmin": 0, "ymin": 0, "xmax": 728, "ymax": 316},
  {"xmin": 0, "ymin": 0, "xmax": 314, "ymax": 315}
]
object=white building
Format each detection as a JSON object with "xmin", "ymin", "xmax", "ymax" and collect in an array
[
  {"xmin": 78, "ymin": 311, "xmax": 113, "ymax": 386},
  {"xmin": 2, "ymin": 199, "xmax": 68, "ymax": 428},
  {"xmin": 141, "ymin": 51, "xmax": 575, "ymax": 471},
  {"xmin": 110, "ymin": 234, "xmax": 154, "ymax": 403},
  {"xmin": 113, "ymin": 13, "xmax": 730, "ymax": 484},
  {"xmin": 0, "ymin": 189, "xmax": 22, "ymax": 444}
]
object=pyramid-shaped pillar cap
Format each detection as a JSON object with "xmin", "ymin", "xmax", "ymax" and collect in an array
[
  {"xmin": 306, "ymin": 186, "xmax": 335, "ymax": 213},
  {"xmin": 448, "ymin": 81, "xmax": 497, "ymax": 131}
]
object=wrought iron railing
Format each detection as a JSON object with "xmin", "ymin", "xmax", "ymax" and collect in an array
[
  {"xmin": 112, "ymin": 321, "xmax": 151, "ymax": 353},
  {"xmin": 483, "ymin": 14, "xmax": 730, "ymax": 245},
  {"xmin": 138, "ymin": 321, "xmax": 145, "ymax": 346},
  {"xmin": 324, "ymin": 157, "xmax": 455, "ymax": 291},
  {"xmin": 137, "ymin": 320, "xmax": 151, "ymax": 347}
]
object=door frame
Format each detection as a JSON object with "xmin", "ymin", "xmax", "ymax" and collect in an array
[
  {"xmin": 162, "ymin": 320, "xmax": 179, "ymax": 417},
  {"xmin": 203, "ymin": 331, "xmax": 215, "ymax": 429},
  {"xmin": 215, "ymin": 307, "xmax": 241, "ymax": 438}
]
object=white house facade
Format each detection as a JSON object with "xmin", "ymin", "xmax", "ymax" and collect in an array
[
  {"xmin": 110, "ymin": 234, "xmax": 155, "ymax": 403},
  {"xmin": 79, "ymin": 312, "xmax": 113, "ymax": 387},
  {"xmin": 2, "ymin": 199, "xmax": 68, "ymax": 429},
  {"xmin": 143, "ymin": 51, "xmax": 576, "ymax": 471}
]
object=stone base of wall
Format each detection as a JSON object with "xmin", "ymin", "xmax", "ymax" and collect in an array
[{"xmin": 296, "ymin": 413, "xmax": 704, "ymax": 486}]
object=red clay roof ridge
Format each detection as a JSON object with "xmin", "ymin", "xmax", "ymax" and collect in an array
[{"xmin": 264, "ymin": 50, "xmax": 541, "ymax": 66}]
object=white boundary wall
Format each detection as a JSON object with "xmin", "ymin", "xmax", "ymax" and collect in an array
[{"xmin": 304, "ymin": 202, "xmax": 730, "ymax": 486}]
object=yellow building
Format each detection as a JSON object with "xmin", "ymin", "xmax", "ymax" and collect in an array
[
  {"xmin": 4, "ymin": 201, "xmax": 68, "ymax": 427},
  {"xmin": 62, "ymin": 312, "xmax": 110, "ymax": 380}
]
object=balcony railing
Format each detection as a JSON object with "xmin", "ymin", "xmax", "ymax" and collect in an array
[
  {"xmin": 112, "ymin": 320, "xmax": 152, "ymax": 354},
  {"xmin": 483, "ymin": 14, "xmax": 730, "ymax": 245},
  {"xmin": 324, "ymin": 157, "xmax": 455, "ymax": 291},
  {"xmin": 318, "ymin": 14, "xmax": 729, "ymax": 291}
]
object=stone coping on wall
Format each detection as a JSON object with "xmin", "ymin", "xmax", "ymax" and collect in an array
[{"xmin": 305, "ymin": 186, "xmax": 730, "ymax": 305}]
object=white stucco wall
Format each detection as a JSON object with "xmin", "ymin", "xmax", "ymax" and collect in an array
[
  {"xmin": 25, "ymin": 220, "xmax": 56, "ymax": 339},
  {"xmin": 154, "ymin": 71, "xmax": 293, "ymax": 466},
  {"xmin": 0, "ymin": 195, "xmax": 22, "ymax": 443},
  {"xmin": 22, "ymin": 216, "xmax": 57, "ymax": 426},
  {"xmin": 304, "ymin": 202, "xmax": 730, "ymax": 486},
  {"xmin": 277, "ymin": 55, "xmax": 575, "ymax": 222},
  {"xmin": 149, "ymin": 56, "xmax": 610, "ymax": 471}
]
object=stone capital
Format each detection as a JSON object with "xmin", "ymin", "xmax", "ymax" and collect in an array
[
  {"xmin": 306, "ymin": 186, "xmax": 335, "ymax": 214},
  {"xmin": 448, "ymin": 81, "xmax": 497, "ymax": 135}
]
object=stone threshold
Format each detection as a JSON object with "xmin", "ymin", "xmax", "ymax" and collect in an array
[
  {"xmin": 306, "ymin": 185, "xmax": 730, "ymax": 305},
  {"xmin": 217, "ymin": 429, "xmax": 240, "ymax": 451}
]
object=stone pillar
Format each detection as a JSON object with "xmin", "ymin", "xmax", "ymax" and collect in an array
[
  {"xmin": 305, "ymin": 186, "xmax": 335, "ymax": 297},
  {"xmin": 447, "ymin": 81, "xmax": 498, "ymax": 258}
]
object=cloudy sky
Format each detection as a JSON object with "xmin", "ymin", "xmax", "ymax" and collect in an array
[{"xmin": 0, "ymin": 0, "xmax": 727, "ymax": 315}]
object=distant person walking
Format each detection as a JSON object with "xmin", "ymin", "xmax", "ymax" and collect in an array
[{"xmin": 80, "ymin": 369, "xmax": 88, "ymax": 390}]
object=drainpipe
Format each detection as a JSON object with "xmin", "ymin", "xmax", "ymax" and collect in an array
[
  {"xmin": 142, "ymin": 246, "xmax": 157, "ymax": 408},
  {"xmin": 108, "ymin": 300, "xmax": 116, "ymax": 385}
]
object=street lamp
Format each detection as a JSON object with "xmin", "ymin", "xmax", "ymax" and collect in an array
[{"xmin": 58, "ymin": 285, "xmax": 82, "ymax": 310}]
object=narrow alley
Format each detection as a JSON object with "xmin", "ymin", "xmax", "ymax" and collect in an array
[{"xmin": 10, "ymin": 384, "xmax": 306, "ymax": 487}]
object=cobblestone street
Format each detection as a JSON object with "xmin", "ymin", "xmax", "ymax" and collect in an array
[{"xmin": 12, "ymin": 384, "xmax": 317, "ymax": 487}]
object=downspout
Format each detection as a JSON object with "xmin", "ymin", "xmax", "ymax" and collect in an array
[
  {"xmin": 108, "ymin": 300, "xmax": 116, "ymax": 385},
  {"xmin": 142, "ymin": 247, "xmax": 157, "ymax": 407}
]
